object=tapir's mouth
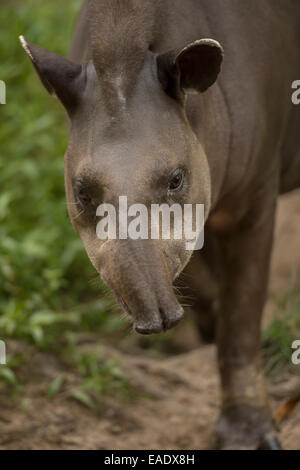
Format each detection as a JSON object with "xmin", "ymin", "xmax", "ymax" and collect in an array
[
  {"xmin": 114, "ymin": 291, "xmax": 184, "ymax": 335},
  {"xmin": 117, "ymin": 293, "xmax": 132, "ymax": 316}
]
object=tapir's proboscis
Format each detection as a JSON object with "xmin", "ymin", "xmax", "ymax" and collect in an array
[{"xmin": 21, "ymin": 0, "xmax": 300, "ymax": 450}]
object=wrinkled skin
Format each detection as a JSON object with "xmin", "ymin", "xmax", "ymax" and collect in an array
[{"xmin": 21, "ymin": 0, "xmax": 300, "ymax": 450}]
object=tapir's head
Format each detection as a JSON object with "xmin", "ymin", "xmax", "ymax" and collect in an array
[{"xmin": 21, "ymin": 34, "xmax": 223, "ymax": 334}]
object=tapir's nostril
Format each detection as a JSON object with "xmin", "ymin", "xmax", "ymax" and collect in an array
[
  {"xmin": 135, "ymin": 321, "xmax": 163, "ymax": 335},
  {"xmin": 135, "ymin": 306, "xmax": 184, "ymax": 335},
  {"xmin": 159, "ymin": 306, "xmax": 184, "ymax": 331}
]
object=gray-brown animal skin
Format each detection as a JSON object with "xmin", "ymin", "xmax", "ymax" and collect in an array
[{"xmin": 21, "ymin": 0, "xmax": 300, "ymax": 450}]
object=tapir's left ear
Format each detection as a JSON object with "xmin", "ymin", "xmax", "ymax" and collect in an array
[
  {"xmin": 158, "ymin": 39, "xmax": 223, "ymax": 96},
  {"xmin": 19, "ymin": 35, "xmax": 84, "ymax": 114}
]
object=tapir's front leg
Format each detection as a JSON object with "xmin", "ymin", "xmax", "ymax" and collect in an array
[{"xmin": 212, "ymin": 186, "xmax": 281, "ymax": 450}]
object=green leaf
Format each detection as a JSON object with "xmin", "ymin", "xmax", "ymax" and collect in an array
[
  {"xmin": 47, "ymin": 375, "xmax": 65, "ymax": 398},
  {"xmin": 0, "ymin": 367, "xmax": 17, "ymax": 385},
  {"xmin": 70, "ymin": 389, "xmax": 95, "ymax": 409}
]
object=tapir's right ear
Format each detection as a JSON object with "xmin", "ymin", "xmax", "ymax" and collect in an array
[{"xmin": 19, "ymin": 36, "xmax": 84, "ymax": 114}]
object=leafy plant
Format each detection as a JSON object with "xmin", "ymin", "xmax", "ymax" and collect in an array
[
  {"xmin": 262, "ymin": 291, "xmax": 300, "ymax": 374},
  {"xmin": 47, "ymin": 374, "xmax": 66, "ymax": 398},
  {"xmin": 65, "ymin": 335, "xmax": 133, "ymax": 409},
  {"xmin": 0, "ymin": 353, "xmax": 23, "ymax": 394},
  {"xmin": 0, "ymin": 1, "xmax": 125, "ymax": 348}
]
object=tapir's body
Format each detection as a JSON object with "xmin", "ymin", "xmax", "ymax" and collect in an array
[
  {"xmin": 71, "ymin": 0, "xmax": 300, "ymax": 204},
  {"xmin": 21, "ymin": 0, "xmax": 300, "ymax": 450}
]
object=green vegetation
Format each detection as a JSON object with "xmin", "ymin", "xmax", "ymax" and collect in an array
[
  {"xmin": 64, "ymin": 334, "xmax": 133, "ymax": 408},
  {"xmin": 0, "ymin": 1, "xmax": 128, "ymax": 398},
  {"xmin": 0, "ymin": 1, "xmax": 127, "ymax": 348},
  {"xmin": 262, "ymin": 291, "xmax": 300, "ymax": 374}
]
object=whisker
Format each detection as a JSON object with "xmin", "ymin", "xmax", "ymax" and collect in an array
[{"xmin": 74, "ymin": 209, "xmax": 85, "ymax": 220}]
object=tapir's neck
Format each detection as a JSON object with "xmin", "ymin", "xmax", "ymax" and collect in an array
[{"xmin": 185, "ymin": 85, "xmax": 231, "ymax": 211}]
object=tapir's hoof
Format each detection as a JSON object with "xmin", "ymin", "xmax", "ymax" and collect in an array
[
  {"xmin": 257, "ymin": 434, "xmax": 282, "ymax": 450},
  {"xmin": 210, "ymin": 434, "xmax": 282, "ymax": 450},
  {"xmin": 210, "ymin": 405, "xmax": 282, "ymax": 450}
]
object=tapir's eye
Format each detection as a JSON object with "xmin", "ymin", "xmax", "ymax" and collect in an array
[
  {"xmin": 168, "ymin": 169, "xmax": 184, "ymax": 192},
  {"xmin": 77, "ymin": 188, "xmax": 91, "ymax": 205}
]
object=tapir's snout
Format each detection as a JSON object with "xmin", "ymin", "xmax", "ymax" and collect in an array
[
  {"xmin": 134, "ymin": 304, "xmax": 184, "ymax": 335},
  {"xmin": 118, "ymin": 291, "xmax": 184, "ymax": 334},
  {"xmin": 97, "ymin": 239, "xmax": 184, "ymax": 335}
]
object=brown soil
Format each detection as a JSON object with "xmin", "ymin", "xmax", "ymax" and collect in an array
[{"xmin": 0, "ymin": 191, "xmax": 300, "ymax": 450}]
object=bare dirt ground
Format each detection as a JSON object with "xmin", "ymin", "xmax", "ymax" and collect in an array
[{"xmin": 0, "ymin": 191, "xmax": 300, "ymax": 450}]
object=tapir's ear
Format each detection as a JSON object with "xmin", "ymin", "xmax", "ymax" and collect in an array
[
  {"xmin": 158, "ymin": 39, "xmax": 223, "ymax": 96},
  {"xmin": 19, "ymin": 35, "xmax": 84, "ymax": 114}
]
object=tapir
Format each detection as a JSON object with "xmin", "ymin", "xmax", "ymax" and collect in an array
[{"xmin": 20, "ymin": 0, "xmax": 300, "ymax": 449}]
